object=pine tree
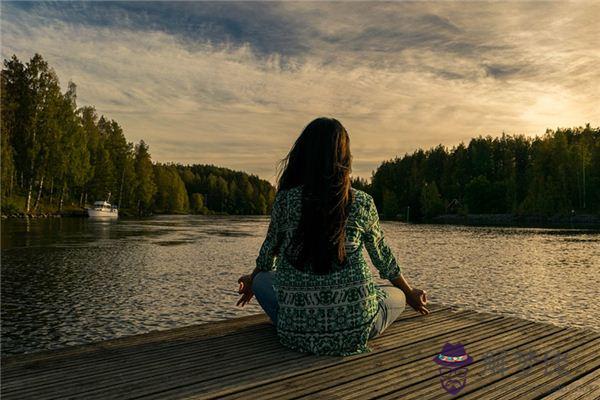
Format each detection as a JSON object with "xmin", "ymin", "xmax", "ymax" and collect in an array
[{"xmin": 134, "ymin": 140, "xmax": 156, "ymax": 215}]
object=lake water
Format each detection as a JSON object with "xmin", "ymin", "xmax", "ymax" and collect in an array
[{"xmin": 1, "ymin": 216, "xmax": 599, "ymax": 355}]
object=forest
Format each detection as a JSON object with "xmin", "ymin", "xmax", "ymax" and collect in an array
[
  {"xmin": 1, "ymin": 54, "xmax": 598, "ymax": 220},
  {"xmin": 1, "ymin": 54, "xmax": 275, "ymax": 216},
  {"xmin": 368, "ymin": 125, "xmax": 599, "ymax": 221}
]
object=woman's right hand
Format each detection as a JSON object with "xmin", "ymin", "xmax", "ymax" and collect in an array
[
  {"xmin": 236, "ymin": 274, "xmax": 255, "ymax": 307},
  {"xmin": 405, "ymin": 287, "xmax": 429, "ymax": 315}
]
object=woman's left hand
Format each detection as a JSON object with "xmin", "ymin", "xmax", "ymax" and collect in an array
[
  {"xmin": 406, "ymin": 287, "xmax": 429, "ymax": 315},
  {"xmin": 236, "ymin": 274, "xmax": 254, "ymax": 307}
]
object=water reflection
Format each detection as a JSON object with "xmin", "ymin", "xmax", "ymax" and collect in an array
[{"xmin": 1, "ymin": 216, "xmax": 599, "ymax": 355}]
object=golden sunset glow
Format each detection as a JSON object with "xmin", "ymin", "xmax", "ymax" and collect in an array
[{"xmin": 2, "ymin": 2, "xmax": 599, "ymax": 180}]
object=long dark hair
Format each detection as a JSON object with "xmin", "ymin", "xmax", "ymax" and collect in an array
[{"xmin": 277, "ymin": 117, "xmax": 353, "ymax": 274}]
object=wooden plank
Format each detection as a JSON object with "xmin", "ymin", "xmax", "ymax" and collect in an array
[
  {"xmin": 193, "ymin": 316, "xmax": 528, "ymax": 400},
  {"xmin": 184, "ymin": 314, "xmax": 505, "ymax": 399},
  {"xmin": 465, "ymin": 338, "xmax": 600, "ymax": 399},
  {"xmin": 6, "ymin": 308, "xmax": 465, "ymax": 400},
  {"xmin": 375, "ymin": 329, "xmax": 598, "ymax": 400},
  {"xmin": 1, "ymin": 306, "xmax": 455, "ymax": 393},
  {"xmin": 2, "ymin": 326, "xmax": 281, "ymax": 385},
  {"xmin": 3, "ymin": 304, "xmax": 451, "ymax": 377},
  {"xmin": 167, "ymin": 315, "xmax": 507, "ymax": 400},
  {"xmin": 1, "ymin": 317, "xmax": 278, "ymax": 374},
  {"xmin": 1, "ymin": 306, "xmax": 456, "ymax": 399},
  {"xmin": 2, "ymin": 307, "xmax": 596, "ymax": 400},
  {"xmin": 1, "ymin": 313, "xmax": 270, "ymax": 368},
  {"xmin": 10, "ymin": 310, "xmax": 490, "ymax": 400},
  {"xmin": 286, "ymin": 321, "xmax": 564, "ymax": 400},
  {"xmin": 541, "ymin": 368, "xmax": 600, "ymax": 400}
]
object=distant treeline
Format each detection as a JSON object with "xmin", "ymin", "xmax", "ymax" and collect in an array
[
  {"xmin": 1, "ymin": 53, "xmax": 274, "ymax": 216},
  {"xmin": 2, "ymin": 53, "xmax": 598, "ymax": 220},
  {"xmin": 153, "ymin": 164, "xmax": 275, "ymax": 215},
  {"xmin": 368, "ymin": 126, "xmax": 599, "ymax": 221}
]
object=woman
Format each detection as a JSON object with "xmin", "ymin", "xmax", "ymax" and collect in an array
[{"xmin": 236, "ymin": 117, "xmax": 429, "ymax": 356}]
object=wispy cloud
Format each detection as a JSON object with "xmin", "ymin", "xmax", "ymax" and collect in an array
[{"xmin": 2, "ymin": 1, "xmax": 599, "ymax": 181}]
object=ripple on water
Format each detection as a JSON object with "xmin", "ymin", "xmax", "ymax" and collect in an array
[{"xmin": 1, "ymin": 216, "xmax": 599, "ymax": 355}]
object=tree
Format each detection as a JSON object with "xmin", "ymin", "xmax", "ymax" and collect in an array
[
  {"xmin": 1, "ymin": 119, "xmax": 15, "ymax": 198},
  {"xmin": 54, "ymin": 81, "xmax": 90, "ymax": 210},
  {"xmin": 351, "ymin": 176, "xmax": 371, "ymax": 193},
  {"xmin": 382, "ymin": 188, "xmax": 400, "ymax": 219},
  {"xmin": 190, "ymin": 193, "xmax": 207, "ymax": 214},
  {"xmin": 464, "ymin": 175, "xmax": 493, "ymax": 213},
  {"xmin": 421, "ymin": 182, "xmax": 444, "ymax": 218},
  {"xmin": 154, "ymin": 164, "xmax": 189, "ymax": 213},
  {"xmin": 134, "ymin": 140, "xmax": 156, "ymax": 215},
  {"xmin": 2, "ymin": 55, "xmax": 29, "ymax": 191},
  {"xmin": 4, "ymin": 53, "xmax": 596, "ymax": 219}
]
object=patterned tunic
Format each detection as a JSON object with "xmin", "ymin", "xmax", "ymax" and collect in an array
[{"xmin": 255, "ymin": 186, "xmax": 401, "ymax": 356}]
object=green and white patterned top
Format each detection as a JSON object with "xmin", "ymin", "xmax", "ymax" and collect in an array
[{"xmin": 255, "ymin": 186, "xmax": 402, "ymax": 356}]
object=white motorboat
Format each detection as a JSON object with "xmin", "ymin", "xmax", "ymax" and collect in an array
[{"xmin": 86, "ymin": 200, "xmax": 118, "ymax": 219}]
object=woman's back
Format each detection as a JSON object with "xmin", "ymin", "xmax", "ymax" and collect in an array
[{"xmin": 255, "ymin": 185, "xmax": 402, "ymax": 355}]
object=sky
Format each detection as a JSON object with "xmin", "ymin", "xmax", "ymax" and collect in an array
[{"xmin": 2, "ymin": 1, "xmax": 599, "ymax": 182}]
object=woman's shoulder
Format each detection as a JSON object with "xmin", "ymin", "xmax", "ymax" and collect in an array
[
  {"xmin": 273, "ymin": 186, "xmax": 303, "ymax": 207},
  {"xmin": 350, "ymin": 187, "xmax": 374, "ymax": 207},
  {"xmin": 275, "ymin": 185, "xmax": 302, "ymax": 198}
]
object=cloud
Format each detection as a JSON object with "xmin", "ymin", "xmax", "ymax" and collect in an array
[{"xmin": 2, "ymin": 1, "xmax": 599, "ymax": 181}]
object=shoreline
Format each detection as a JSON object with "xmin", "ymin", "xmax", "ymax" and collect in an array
[
  {"xmin": 1, "ymin": 210, "xmax": 87, "ymax": 219},
  {"xmin": 424, "ymin": 213, "xmax": 600, "ymax": 230},
  {"xmin": 3, "ymin": 211, "xmax": 600, "ymax": 229}
]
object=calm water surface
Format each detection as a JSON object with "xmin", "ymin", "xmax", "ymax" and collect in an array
[{"xmin": 1, "ymin": 216, "xmax": 599, "ymax": 355}]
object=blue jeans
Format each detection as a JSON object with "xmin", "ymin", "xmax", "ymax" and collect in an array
[{"xmin": 251, "ymin": 271, "xmax": 406, "ymax": 339}]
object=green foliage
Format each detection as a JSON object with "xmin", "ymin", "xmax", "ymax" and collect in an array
[
  {"xmin": 371, "ymin": 126, "xmax": 600, "ymax": 220},
  {"xmin": 1, "ymin": 122, "xmax": 15, "ymax": 197},
  {"xmin": 1, "ymin": 53, "xmax": 275, "ymax": 216},
  {"xmin": 153, "ymin": 164, "xmax": 189, "ymax": 214},
  {"xmin": 351, "ymin": 177, "xmax": 371, "ymax": 193},
  {"xmin": 464, "ymin": 176, "xmax": 492, "ymax": 213},
  {"xmin": 172, "ymin": 164, "xmax": 275, "ymax": 215},
  {"xmin": 4, "ymin": 53, "xmax": 597, "ymax": 220},
  {"xmin": 134, "ymin": 140, "xmax": 157, "ymax": 215},
  {"xmin": 1, "ymin": 198, "xmax": 21, "ymax": 214},
  {"xmin": 190, "ymin": 193, "xmax": 208, "ymax": 214},
  {"xmin": 382, "ymin": 189, "xmax": 401, "ymax": 219},
  {"xmin": 420, "ymin": 182, "xmax": 444, "ymax": 218},
  {"xmin": 1, "ymin": 54, "xmax": 141, "ymax": 213}
]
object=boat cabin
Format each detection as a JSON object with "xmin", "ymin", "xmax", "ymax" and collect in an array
[{"xmin": 92, "ymin": 201, "xmax": 117, "ymax": 211}]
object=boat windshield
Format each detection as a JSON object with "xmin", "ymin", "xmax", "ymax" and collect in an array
[{"xmin": 92, "ymin": 201, "xmax": 113, "ymax": 210}]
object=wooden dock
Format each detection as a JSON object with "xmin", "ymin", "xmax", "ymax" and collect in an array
[{"xmin": 2, "ymin": 304, "xmax": 599, "ymax": 399}]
